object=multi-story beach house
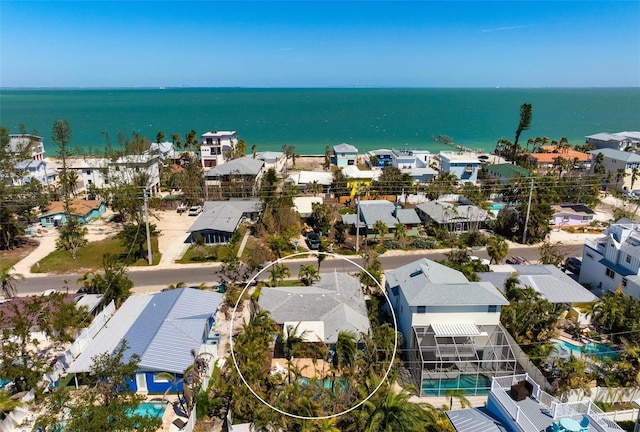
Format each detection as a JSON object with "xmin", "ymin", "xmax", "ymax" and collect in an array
[
  {"xmin": 342, "ymin": 165, "xmax": 381, "ymax": 196},
  {"xmin": 391, "ymin": 149, "xmax": 431, "ymax": 169},
  {"xmin": 588, "ymin": 148, "xmax": 640, "ymax": 193},
  {"xmin": 67, "ymin": 158, "xmax": 109, "ymax": 191},
  {"xmin": 12, "ymin": 159, "xmax": 57, "ymax": 186},
  {"xmin": 332, "ymin": 143, "xmax": 358, "ymax": 167},
  {"xmin": 107, "ymin": 154, "xmax": 161, "ymax": 194},
  {"xmin": 438, "ymin": 151, "xmax": 481, "ymax": 184},
  {"xmin": 204, "ymin": 156, "xmax": 265, "ymax": 198},
  {"xmin": 9, "ymin": 134, "xmax": 45, "ymax": 160},
  {"xmin": 200, "ymin": 130, "xmax": 238, "ymax": 169},
  {"xmin": 579, "ymin": 218, "xmax": 640, "ymax": 299},
  {"xmin": 586, "ymin": 131, "xmax": 640, "ymax": 151},
  {"xmin": 385, "ymin": 258, "xmax": 517, "ymax": 397}
]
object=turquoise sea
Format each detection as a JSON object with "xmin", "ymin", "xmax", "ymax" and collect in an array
[{"xmin": 0, "ymin": 88, "xmax": 638, "ymax": 155}]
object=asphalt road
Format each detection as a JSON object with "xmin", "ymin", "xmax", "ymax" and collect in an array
[{"xmin": 14, "ymin": 243, "xmax": 584, "ymax": 296}]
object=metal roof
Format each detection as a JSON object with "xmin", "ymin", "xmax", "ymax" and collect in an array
[
  {"xmin": 358, "ymin": 200, "xmax": 399, "ymax": 228},
  {"xmin": 416, "ymin": 201, "xmax": 489, "ymax": 224},
  {"xmin": 431, "ymin": 323, "xmax": 480, "ymax": 337},
  {"xmin": 333, "ymin": 143, "xmax": 358, "ymax": 153},
  {"xmin": 447, "ymin": 408, "xmax": 508, "ymax": 432},
  {"xmin": 588, "ymin": 148, "xmax": 640, "ymax": 163},
  {"xmin": 187, "ymin": 199, "xmax": 260, "ymax": 234},
  {"xmin": 206, "ymin": 156, "xmax": 264, "ymax": 176},
  {"xmin": 258, "ymin": 272, "xmax": 370, "ymax": 344},
  {"xmin": 385, "ymin": 259, "xmax": 508, "ymax": 307},
  {"xmin": 478, "ymin": 265, "xmax": 598, "ymax": 304},
  {"xmin": 67, "ymin": 289, "xmax": 223, "ymax": 374}
]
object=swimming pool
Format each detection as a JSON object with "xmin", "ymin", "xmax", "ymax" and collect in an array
[
  {"xmin": 552, "ymin": 339, "xmax": 619, "ymax": 360},
  {"xmin": 129, "ymin": 402, "xmax": 167, "ymax": 419},
  {"xmin": 489, "ymin": 203, "xmax": 507, "ymax": 211},
  {"xmin": 421, "ymin": 374, "xmax": 492, "ymax": 396},
  {"xmin": 298, "ymin": 377, "xmax": 349, "ymax": 391}
]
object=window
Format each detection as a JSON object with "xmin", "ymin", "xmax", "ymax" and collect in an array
[
  {"xmin": 488, "ymin": 305, "xmax": 497, "ymax": 313},
  {"xmin": 606, "ymin": 268, "xmax": 615, "ymax": 279},
  {"xmin": 45, "ymin": 217, "xmax": 55, "ymax": 224},
  {"xmin": 586, "ymin": 253, "xmax": 594, "ymax": 259},
  {"xmin": 86, "ymin": 169, "xmax": 91, "ymax": 175},
  {"xmin": 626, "ymin": 255, "xmax": 632, "ymax": 264},
  {"xmin": 417, "ymin": 306, "xmax": 426, "ymax": 313},
  {"xmin": 622, "ymin": 278, "xmax": 628, "ymax": 287},
  {"xmin": 153, "ymin": 374, "xmax": 170, "ymax": 383}
]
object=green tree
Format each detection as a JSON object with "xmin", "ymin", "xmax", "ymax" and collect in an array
[
  {"xmin": 234, "ymin": 139, "xmax": 248, "ymax": 159},
  {"xmin": 0, "ymin": 266, "xmax": 24, "ymax": 299},
  {"xmin": 372, "ymin": 220, "xmax": 388, "ymax": 241},
  {"xmin": 486, "ymin": 235, "xmax": 509, "ymax": 264},
  {"xmin": 445, "ymin": 389, "xmax": 471, "ymax": 410},
  {"xmin": 75, "ymin": 254, "xmax": 133, "ymax": 307},
  {"xmin": 117, "ymin": 222, "xmax": 159, "ymax": 263},
  {"xmin": 512, "ymin": 103, "xmax": 533, "ymax": 161},
  {"xmin": 538, "ymin": 240, "xmax": 567, "ymax": 266},
  {"xmin": 394, "ymin": 222, "xmax": 408, "ymax": 242},
  {"xmin": 307, "ymin": 180, "xmax": 323, "ymax": 196},
  {"xmin": 372, "ymin": 166, "xmax": 413, "ymax": 196},
  {"xmin": 52, "ymin": 119, "xmax": 73, "ymax": 213},
  {"xmin": 324, "ymin": 146, "xmax": 332, "ymax": 170},
  {"xmin": 298, "ymin": 264, "xmax": 320, "ymax": 286},
  {"xmin": 331, "ymin": 167, "xmax": 350, "ymax": 197},
  {"xmin": 269, "ymin": 263, "xmax": 291, "ymax": 286},
  {"xmin": 360, "ymin": 252, "xmax": 383, "ymax": 290},
  {"xmin": 311, "ymin": 202, "xmax": 333, "ymax": 235},
  {"xmin": 35, "ymin": 341, "xmax": 161, "ymax": 432},
  {"xmin": 56, "ymin": 217, "xmax": 88, "ymax": 259}
]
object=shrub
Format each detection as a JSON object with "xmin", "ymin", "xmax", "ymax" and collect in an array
[
  {"xmin": 383, "ymin": 240, "xmax": 402, "ymax": 250},
  {"xmin": 412, "ymin": 237, "xmax": 436, "ymax": 249}
]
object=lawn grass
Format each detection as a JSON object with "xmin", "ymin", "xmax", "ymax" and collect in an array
[
  {"xmin": 0, "ymin": 256, "xmax": 22, "ymax": 270},
  {"xmin": 33, "ymin": 236, "xmax": 160, "ymax": 273}
]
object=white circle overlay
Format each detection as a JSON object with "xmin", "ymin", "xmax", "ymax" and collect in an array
[{"xmin": 229, "ymin": 251, "xmax": 398, "ymax": 420}]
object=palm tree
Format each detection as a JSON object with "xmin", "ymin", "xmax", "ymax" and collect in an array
[
  {"xmin": 486, "ymin": 235, "xmax": 509, "ymax": 264},
  {"xmin": 0, "ymin": 266, "xmax": 24, "ymax": 299},
  {"xmin": 512, "ymin": 103, "xmax": 533, "ymax": 162},
  {"xmin": 298, "ymin": 264, "xmax": 320, "ymax": 286},
  {"xmin": 631, "ymin": 168, "xmax": 639, "ymax": 191},
  {"xmin": 445, "ymin": 389, "xmax": 471, "ymax": 410},
  {"xmin": 268, "ymin": 264, "xmax": 291, "ymax": 287},
  {"xmin": 616, "ymin": 168, "xmax": 627, "ymax": 192},
  {"xmin": 372, "ymin": 220, "xmax": 388, "ymax": 242},
  {"xmin": 394, "ymin": 222, "xmax": 407, "ymax": 242},
  {"xmin": 307, "ymin": 181, "xmax": 323, "ymax": 197}
]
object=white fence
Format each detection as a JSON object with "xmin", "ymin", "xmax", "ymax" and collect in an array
[{"xmin": 564, "ymin": 387, "xmax": 640, "ymax": 404}]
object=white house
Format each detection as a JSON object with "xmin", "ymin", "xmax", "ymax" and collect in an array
[
  {"xmin": 579, "ymin": 218, "xmax": 640, "ymax": 299},
  {"xmin": 255, "ymin": 151, "xmax": 285, "ymax": 172},
  {"xmin": 107, "ymin": 154, "xmax": 161, "ymax": 194},
  {"xmin": 385, "ymin": 258, "xmax": 517, "ymax": 397},
  {"xmin": 9, "ymin": 134, "xmax": 45, "ymax": 160},
  {"xmin": 438, "ymin": 151, "xmax": 481, "ymax": 184},
  {"xmin": 67, "ymin": 157, "xmax": 110, "ymax": 190},
  {"xmin": 391, "ymin": 149, "xmax": 431, "ymax": 169},
  {"xmin": 200, "ymin": 130, "xmax": 238, "ymax": 169},
  {"xmin": 588, "ymin": 148, "xmax": 640, "ymax": 192},
  {"xmin": 12, "ymin": 159, "xmax": 57, "ymax": 186},
  {"xmin": 586, "ymin": 131, "xmax": 640, "ymax": 150}
]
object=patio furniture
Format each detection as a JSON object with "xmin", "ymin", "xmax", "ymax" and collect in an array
[
  {"xmin": 172, "ymin": 417, "xmax": 188, "ymax": 430},
  {"xmin": 552, "ymin": 422, "xmax": 562, "ymax": 432},
  {"xmin": 559, "ymin": 417, "xmax": 581, "ymax": 432},
  {"xmin": 510, "ymin": 382, "xmax": 529, "ymax": 401},
  {"xmin": 580, "ymin": 415, "xmax": 590, "ymax": 431}
]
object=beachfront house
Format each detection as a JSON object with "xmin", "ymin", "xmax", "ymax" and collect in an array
[
  {"xmin": 257, "ymin": 272, "xmax": 370, "ymax": 349},
  {"xmin": 367, "ymin": 149, "xmax": 394, "ymax": 167},
  {"xmin": 391, "ymin": 149, "xmax": 431, "ymax": 169},
  {"xmin": 550, "ymin": 203, "xmax": 596, "ymax": 227},
  {"xmin": 415, "ymin": 199, "xmax": 489, "ymax": 234},
  {"xmin": 255, "ymin": 151, "xmax": 286, "ymax": 172},
  {"xmin": 200, "ymin": 130, "xmax": 238, "ymax": 169},
  {"xmin": 187, "ymin": 199, "xmax": 261, "ymax": 244},
  {"xmin": 39, "ymin": 199, "xmax": 106, "ymax": 227},
  {"xmin": 12, "ymin": 159, "xmax": 57, "ymax": 186},
  {"xmin": 107, "ymin": 154, "xmax": 161, "ymax": 195},
  {"xmin": 579, "ymin": 218, "xmax": 640, "ymax": 299},
  {"xmin": 341, "ymin": 200, "xmax": 421, "ymax": 238},
  {"xmin": 66, "ymin": 288, "xmax": 223, "ymax": 393},
  {"xmin": 447, "ymin": 373, "xmax": 625, "ymax": 432},
  {"xmin": 333, "ymin": 143, "xmax": 358, "ymax": 167},
  {"xmin": 9, "ymin": 134, "xmax": 45, "ymax": 160},
  {"xmin": 438, "ymin": 151, "xmax": 481, "ymax": 184},
  {"xmin": 149, "ymin": 141, "xmax": 175, "ymax": 162},
  {"xmin": 586, "ymin": 131, "xmax": 640, "ymax": 151},
  {"xmin": 485, "ymin": 163, "xmax": 530, "ymax": 185},
  {"xmin": 287, "ymin": 171, "xmax": 334, "ymax": 192},
  {"xmin": 588, "ymin": 148, "xmax": 640, "ymax": 193},
  {"xmin": 204, "ymin": 156, "xmax": 265, "ymax": 198},
  {"xmin": 525, "ymin": 146, "xmax": 591, "ymax": 172},
  {"xmin": 67, "ymin": 158, "xmax": 109, "ymax": 192},
  {"xmin": 385, "ymin": 258, "xmax": 517, "ymax": 397}
]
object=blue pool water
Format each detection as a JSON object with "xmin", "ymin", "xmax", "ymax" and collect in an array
[
  {"xmin": 553, "ymin": 339, "xmax": 619, "ymax": 360},
  {"xmin": 489, "ymin": 203, "xmax": 506, "ymax": 211},
  {"xmin": 298, "ymin": 377, "xmax": 349, "ymax": 390},
  {"xmin": 129, "ymin": 402, "xmax": 167, "ymax": 419},
  {"xmin": 421, "ymin": 374, "xmax": 492, "ymax": 396},
  {"xmin": 0, "ymin": 378, "xmax": 11, "ymax": 390}
]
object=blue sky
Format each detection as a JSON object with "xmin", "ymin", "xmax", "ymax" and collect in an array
[{"xmin": 1, "ymin": 1, "xmax": 639, "ymax": 88}]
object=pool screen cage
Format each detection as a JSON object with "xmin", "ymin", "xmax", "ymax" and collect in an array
[{"xmin": 408, "ymin": 323, "xmax": 518, "ymax": 397}]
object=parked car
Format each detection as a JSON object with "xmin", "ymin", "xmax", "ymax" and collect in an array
[
  {"xmin": 564, "ymin": 257, "xmax": 582, "ymax": 275},
  {"xmin": 188, "ymin": 205, "xmax": 203, "ymax": 216},
  {"xmin": 176, "ymin": 203, "xmax": 187, "ymax": 213},
  {"xmin": 306, "ymin": 233, "xmax": 321, "ymax": 250},
  {"xmin": 506, "ymin": 256, "xmax": 529, "ymax": 265}
]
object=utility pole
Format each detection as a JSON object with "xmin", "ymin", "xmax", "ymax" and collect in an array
[
  {"xmin": 522, "ymin": 179, "xmax": 534, "ymax": 244},
  {"xmin": 355, "ymin": 190, "xmax": 361, "ymax": 253},
  {"xmin": 143, "ymin": 187, "xmax": 153, "ymax": 265}
]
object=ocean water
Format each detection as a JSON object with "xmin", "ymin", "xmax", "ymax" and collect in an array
[{"xmin": 0, "ymin": 88, "xmax": 638, "ymax": 155}]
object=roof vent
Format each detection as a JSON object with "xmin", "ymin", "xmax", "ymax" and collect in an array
[{"xmin": 410, "ymin": 269, "xmax": 423, "ymax": 278}]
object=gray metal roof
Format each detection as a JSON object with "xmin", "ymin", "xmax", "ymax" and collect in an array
[
  {"xmin": 395, "ymin": 209, "xmax": 421, "ymax": 224},
  {"xmin": 333, "ymin": 143, "xmax": 358, "ymax": 153},
  {"xmin": 478, "ymin": 265, "xmax": 598, "ymax": 304},
  {"xmin": 416, "ymin": 201, "xmax": 489, "ymax": 224},
  {"xmin": 386, "ymin": 258, "xmax": 508, "ymax": 307},
  {"xmin": 258, "ymin": 272, "xmax": 370, "ymax": 343},
  {"xmin": 67, "ymin": 289, "xmax": 223, "ymax": 374},
  {"xmin": 358, "ymin": 200, "xmax": 399, "ymax": 228},
  {"xmin": 188, "ymin": 199, "xmax": 261, "ymax": 234},
  {"xmin": 206, "ymin": 156, "xmax": 264, "ymax": 176},
  {"xmin": 588, "ymin": 148, "xmax": 640, "ymax": 163},
  {"xmin": 447, "ymin": 408, "xmax": 508, "ymax": 432}
]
